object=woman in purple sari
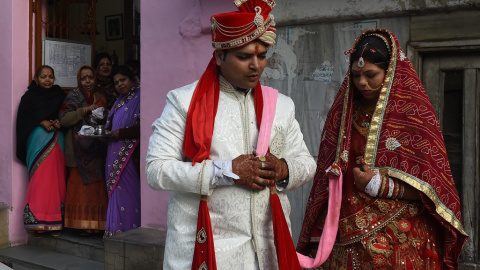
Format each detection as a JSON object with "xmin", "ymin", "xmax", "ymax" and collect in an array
[{"xmin": 104, "ymin": 65, "xmax": 141, "ymax": 238}]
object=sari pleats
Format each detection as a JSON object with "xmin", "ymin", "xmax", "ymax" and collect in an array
[
  {"xmin": 64, "ymin": 167, "xmax": 108, "ymax": 230},
  {"xmin": 104, "ymin": 155, "xmax": 141, "ymax": 237}
]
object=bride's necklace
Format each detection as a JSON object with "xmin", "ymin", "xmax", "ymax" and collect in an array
[{"xmin": 353, "ymin": 100, "xmax": 375, "ymax": 137}]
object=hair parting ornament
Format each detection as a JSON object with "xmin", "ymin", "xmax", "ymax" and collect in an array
[
  {"xmin": 357, "ymin": 43, "xmax": 368, "ymax": 68},
  {"xmin": 348, "ymin": 32, "xmax": 392, "ymax": 71}
]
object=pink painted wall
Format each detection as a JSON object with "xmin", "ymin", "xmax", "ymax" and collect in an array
[
  {"xmin": 0, "ymin": 0, "xmax": 14, "ymax": 242},
  {"xmin": 140, "ymin": 0, "xmax": 235, "ymax": 229},
  {"xmin": 11, "ymin": 0, "xmax": 31, "ymax": 246},
  {"xmin": 2, "ymin": 0, "xmax": 31, "ymax": 246}
]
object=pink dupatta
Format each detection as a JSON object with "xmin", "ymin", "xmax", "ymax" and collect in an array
[
  {"xmin": 296, "ymin": 165, "xmax": 342, "ymax": 268},
  {"xmin": 256, "ymin": 86, "xmax": 301, "ymax": 269},
  {"xmin": 257, "ymin": 86, "xmax": 343, "ymax": 269}
]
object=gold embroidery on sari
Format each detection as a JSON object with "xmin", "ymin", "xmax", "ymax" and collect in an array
[{"xmin": 337, "ymin": 199, "xmax": 413, "ymax": 246}]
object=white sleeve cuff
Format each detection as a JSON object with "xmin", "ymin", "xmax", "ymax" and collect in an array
[
  {"xmin": 365, "ymin": 173, "xmax": 381, "ymax": 197},
  {"xmin": 211, "ymin": 160, "xmax": 239, "ymax": 187}
]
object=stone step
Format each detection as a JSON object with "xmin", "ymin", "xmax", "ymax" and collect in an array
[
  {"xmin": 0, "ymin": 245, "xmax": 103, "ymax": 270},
  {"xmin": 0, "ymin": 227, "xmax": 166, "ymax": 270},
  {"xmin": 27, "ymin": 229, "xmax": 104, "ymax": 263},
  {"xmin": 104, "ymin": 227, "xmax": 166, "ymax": 270}
]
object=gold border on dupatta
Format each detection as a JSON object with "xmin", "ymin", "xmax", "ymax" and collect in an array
[
  {"xmin": 386, "ymin": 168, "xmax": 467, "ymax": 236},
  {"xmin": 364, "ymin": 29, "xmax": 396, "ymax": 166},
  {"xmin": 333, "ymin": 81, "xmax": 351, "ymax": 167}
]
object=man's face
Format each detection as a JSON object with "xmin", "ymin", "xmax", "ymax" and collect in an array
[{"xmin": 215, "ymin": 41, "xmax": 268, "ymax": 91}]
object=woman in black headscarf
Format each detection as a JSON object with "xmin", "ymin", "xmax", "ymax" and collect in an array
[{"xmin": 16, "ymin": 65, "xmax": 66, "ymax": 237}]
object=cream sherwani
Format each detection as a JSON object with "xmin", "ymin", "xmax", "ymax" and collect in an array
[{"xmin": 146, "ymin": 77, "xmax": 316, "ymax": 269}]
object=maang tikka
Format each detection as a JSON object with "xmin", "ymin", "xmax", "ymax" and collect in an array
[{"xmin": 357, "ymin": 43, "xmax": 368, "ymax": 68}]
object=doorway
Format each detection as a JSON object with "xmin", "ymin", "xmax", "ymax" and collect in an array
[
  {"xmin": 421, "ymin": 51, "xmax": 480, "ymax": 265},
  {"xmin": 30, "ymin": 0, "xmax": 140, "ymax": 81}
]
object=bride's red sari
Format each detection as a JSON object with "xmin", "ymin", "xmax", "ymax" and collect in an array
[{"xmin": 297, "ymin": 28, "xmax": 467, "ymax": 269}]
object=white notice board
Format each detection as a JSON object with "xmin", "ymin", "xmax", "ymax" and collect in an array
[{"xmin": 43, "ymin": 38, "xmax": 92, "ymax": 88}]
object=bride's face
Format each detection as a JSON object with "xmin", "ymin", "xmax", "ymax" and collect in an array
[{"xmin": 351, "ymin": 60, "xmax": 385, "ymax": 102}]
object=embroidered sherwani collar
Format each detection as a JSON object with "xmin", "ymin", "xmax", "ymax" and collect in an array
[{"xmin": 219, "ymin": 76, "xmax": 253, "ymax": 97}]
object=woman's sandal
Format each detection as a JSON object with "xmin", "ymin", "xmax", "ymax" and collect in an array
[
  {"xmin": 50, "ymin": 231, "xmax": 62, "ymax": 237},
  {"xmin": 80, "ymin": 229, "xmax": 93, "ymax": 237},
  {"xmin": 33, "ymin": 231, "xmax": 46, "ymax": 237}
]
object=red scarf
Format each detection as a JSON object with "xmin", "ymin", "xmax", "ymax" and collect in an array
[{"xmin": 297, "ymin": 28, "xmax": 467, "ymax": 269}]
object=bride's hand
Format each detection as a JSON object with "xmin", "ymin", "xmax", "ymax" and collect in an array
[{"xmin": 352, "ymin": 163, "xmax": 376, "ymax": 191}]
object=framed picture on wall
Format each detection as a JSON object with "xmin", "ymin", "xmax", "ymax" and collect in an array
[{"xmin": 105, "ymin": 14, "xmax": 123, "ymax": 41}]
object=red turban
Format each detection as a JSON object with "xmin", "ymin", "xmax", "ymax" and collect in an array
[
  {"xmin": 184, "ymin": 0, "xmax": 277, "ymax": 164},
  {"xmin": 210, "ymin": 0, "xmax": 276, "ymax": 49}
]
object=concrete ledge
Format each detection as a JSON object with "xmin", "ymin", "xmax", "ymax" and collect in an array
[
  {"xmin": 0, "ymin": 245, "xmax": 103, "ymax": 270},
  {"xmin": 0, "ymin": 203, "xmax": 10, "ymax": 250},
  {"xmin": 104, "ymin": 227, "xmax": 166, "ymax": 270},
  {"xmin": 27, "ymin": 229, "xmax": 104, "ymax": 263}
]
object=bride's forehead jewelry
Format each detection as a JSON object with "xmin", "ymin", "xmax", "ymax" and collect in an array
[
  {"xmin": 357, "ymin": 43, "xmax": 368, "ymax": 68},
  {"xmin": 344, "ymin": 48, "xmax": 355, "ymax": 63}
]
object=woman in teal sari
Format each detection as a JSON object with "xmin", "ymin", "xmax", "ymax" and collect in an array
[{"xmin": 16, "ymin": 65, "xmax": 66, "ymax": 236}]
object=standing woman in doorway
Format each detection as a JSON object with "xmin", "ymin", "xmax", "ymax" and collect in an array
[
  {"xmin": 59, "ymin": 65, "xmax": 109, "ymax": 236},
  {"xmin": 94, "ymin": 52, "xmax": 118, "ymax": 110},
  {"xmin": 16, "ymin": 65, "xmax": 66, "ymax": 237},
  {"xmin": 104, "ymin": 65, "xmax": 141, "ymax": 238},
  {"xmin": 297, "ymin": 28, "xmax": 467, "ymax": 269}
]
